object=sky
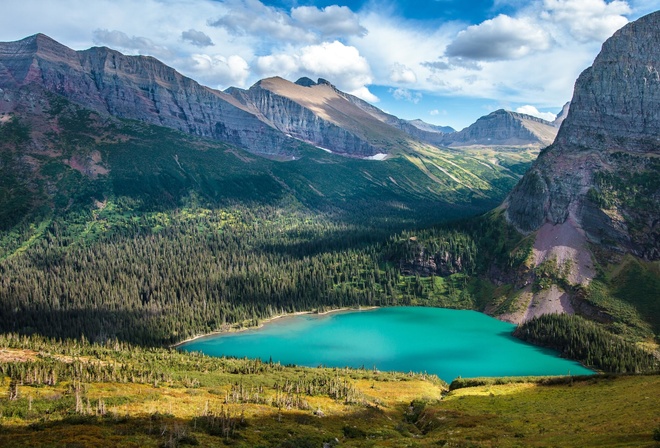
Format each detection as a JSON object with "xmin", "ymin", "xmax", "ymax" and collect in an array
[{"xmin": 0, "ymin": 0, "xmax": 657, "ymax": 130}]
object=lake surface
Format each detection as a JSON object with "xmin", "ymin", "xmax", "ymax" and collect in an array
[{"xmin": 179, "ymin": 307, "xmax": 594, "ymax": 381}]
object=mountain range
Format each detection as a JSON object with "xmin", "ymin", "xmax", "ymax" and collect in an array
[
  {"xmin": 0, "ymin": 12, "xmax": 658, "ymax": 343},
  {"xmin": 0, "ymin": 33, "xmax": 556, "ymax": 159}
]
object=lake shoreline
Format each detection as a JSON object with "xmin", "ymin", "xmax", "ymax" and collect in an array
[
  {"xmin": 171, "ymin": 306, "xmax": 379, "ymax": 348},
  {"xmin": 174, "ymin": 306, "xmax": 596, "ymax": 380}
]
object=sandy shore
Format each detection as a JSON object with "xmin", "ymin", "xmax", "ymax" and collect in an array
[{"xmin": 171, "ymin": 306, "xmax": 379, "ymax": 348}]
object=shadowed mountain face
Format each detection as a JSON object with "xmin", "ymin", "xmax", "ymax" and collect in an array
[{"xmin": 506, "ymin": 11, "xmax": 660, "ymax": 260}]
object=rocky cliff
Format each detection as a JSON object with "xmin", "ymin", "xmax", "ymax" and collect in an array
[
  {"xmin": 552, "ymin": 102, "xmax": 570, "ymax": 128},
  {"xmin": 506, "ymin": 11, "xmax": 659, "ymax": 262},
  {"xmin": 226, "ymin": 77, "xmax": 414, "ymax": 157},
  {"xmin": 0, "ymin": 34, "xmax": 300, "ymax": 156},
  {"xmin": 0, "ymin": 34, "xmax": 553, "ymax": 159},
  {"xmin": 440, "ymin": 109, "xmax": 558, "ymax": 147}
]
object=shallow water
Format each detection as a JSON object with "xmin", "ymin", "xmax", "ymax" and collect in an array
[{"xmin": 179, "ymin": 307, "xmax": 594, "ymax": 382}]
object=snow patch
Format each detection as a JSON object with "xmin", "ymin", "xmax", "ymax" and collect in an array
[{"xmin": 364, "ymin": 153, "xmax": 388, "ymax": 161}]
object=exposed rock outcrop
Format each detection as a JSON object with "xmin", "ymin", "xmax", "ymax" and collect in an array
[
  {"xmin": 226, "ymin": 77, "xmax": 406, "ymax": 157},
  {"xmin": 0, "ymin": 34, "xmax": 299, "ymax": 157},
  {"xmin": 440, "ymin": 109, "xmax": 558, "ymax": 147},
  {"xmin": 552, "ymin": 102, "xmax": 570, "ymax": 128},
  {"xmin": 506, "ymin": 11, "xmax": 660, "ymax": 261}
]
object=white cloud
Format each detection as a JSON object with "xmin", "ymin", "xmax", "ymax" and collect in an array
[
  {"xmin": 92, "ymin": 29, "xmax": 172, "ymax": 58},
  {"xmin": 541, "ymin": 0, "xmax": 630, "ymax": 42},
  {"xmin": 389, "ymin": 63, "xmax": 417, "ymax": 83},
  {"xmin": 348, "ymin": 86, "xmax": 380, "ymax": 103},
  {"xmin": 430, "ymin": 109, "xmax": 440, "ymax": 116},
  {"xmin": 210, "ymin": 0, "xmax": 315, "ymax": 43},
  {"xmin": 445, "ymin": 14, "xmax": 551, "ymax": 61},
  {"xmin": 298, "ymin": 41, "xmax": 373, "ymax": 92},
  {"xmin": 254, "ymin": 41, "xmax": 376, "ymax": 100},
  {"xmin": 291, "ymin": 5, "xmax": 367, "ymax": 38},
  {"xmin": 190, "ymin": 53, "xmax": 250, "ymax": 87},
  {"xmin": 390, "ymin": 88, "xmax": 422, "ymax": 103},
  {"xmin": 516, "ymin": 105, "xmax": 556, "ymax": 121},
  {"xmin": 254, "ymin": 54, "xmax": 298, "ymax": 77}
]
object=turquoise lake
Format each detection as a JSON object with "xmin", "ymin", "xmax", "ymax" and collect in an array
[{"xmin": 179, "ymin": 307, "xmax": 594, "ymax": 382}]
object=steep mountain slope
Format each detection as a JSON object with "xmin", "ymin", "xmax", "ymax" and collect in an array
[
  {"xmin": 0, "ymin": 34, "xmax": 299, "ymax": 157},
  {"xmin": 502, "ymin": 11, "xmax": 660, "ymax": 326},
  {"xmin": 0, "ymin": 34, "xmax": 552, "ymax": 161},
  {"xmin": 552, "ymin": 102, "xmax": 570, "ymax": 128},
  {"xmin": 440, "ymin": 109, "xmax": 558, "ymax": 147},
  {"xmin": 406, "ymin": 119, "xmax": 455, "ymax": 134},
  {"xmin": 226, "ymin": 76, "xmax": 416, "ymax": 157}
]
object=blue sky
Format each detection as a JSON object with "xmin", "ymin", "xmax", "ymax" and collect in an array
[{"xmin": 0, "ymin": 0, "xmax": 657, "ymax": 129}]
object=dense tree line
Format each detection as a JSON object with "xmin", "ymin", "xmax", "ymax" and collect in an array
[
  {"xmin": 0, "ymin": 204, "xmax": 484, "ymax": 346},
  {"xmin": 513, "ymin": 314, "xmax": 658, "ymax": 373}
]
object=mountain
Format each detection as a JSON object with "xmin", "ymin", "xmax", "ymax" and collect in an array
[
  {"xmin": 501, "ymin": 11, "xmax": 660, "ymax": 326},
  {"xmin": 0, "ymin": 33, "xmax": 300, "ymax": 157},
  {"xmin": 406, "ymin": 119, "xmax": 455, "ymax": 134},
  {"xmin": 506, "ymin": 11, "xmax": 660, "ymax": 258},
  {"xmin": 439, "ymin": 109, "xmax": 558, "ymax": 148},
  {"xmin": 226, "ymin": 76, "xmax": 417, "ymax": 157},
  {"xmin": 0, "ymin": 34, "xmax": 550, "ymax": 159},
  {"xmin": 552, "ymin": 101, "xmax": 570, "ymax": 128}
]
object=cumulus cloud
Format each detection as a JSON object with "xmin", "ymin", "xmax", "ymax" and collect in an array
[
  {"xmin": 210, "ymin": 0, "xmax": 314, "ymax": 43},
  {"xmin": 209, "ymin": 0, "xmax": 365, "ymax": 44},
  {"xmin": 298, "ymin": 41, "xmax": 373, "ymax": 91},
  {"xmin": 349, "ymin": 86, "xmax": 379, "ymax": 103},
  {"xmin": 389, "ymin": 63, "xmax": 417, "ymax": 83},
  {"xmin": 181, "ymin": 29, "xmax": 214, "ymax": 47},
  {"xmin": 390, "ymin": 87, "xmax": 422, "ymax": 103},
  {"xmin": 445, "ymin": 14, "xmax": 551, "ymax": 61},
  {"xmin": 190, "ymin": 53, "xmax": 250, "ymax": 87},
  {"xmin": 92, "ymin": 29, "xmax": 171, "ymax": 57},
  {"xmin": 254, "ymin": 54, "xmax": 298, "ymax": 77},
  {"xmin": 254, "ymin": 41, "xmax": 376, "ymax": 101},
  {"xmin": 291, "ymin": 5, "xmax": 367, "ymax": 38},
  {"xmin": 516, "ymin": 105, "xmax": 557, "ymax": 121},
  {"xmin": 541, "ymin": 0, "xmax": 630, "ymax": 42}
]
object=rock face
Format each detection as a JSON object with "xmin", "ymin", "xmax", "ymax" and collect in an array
[
  {"xmin": 552, "ymin": 102, "xmax": 570, "ymax": 128},
  {"xmin": 0, "ymin": 34, "xmax": 566, "ymax": 159},
  {"xmin": 227, "ymin": 77, "xmax": 414, "ymax": 157},
  {"xmin": 0, "ymin": 34, "xmax": 299, "ymax": 156},
  {"xmin": 440, "ymin": 109, "xmax": 558, "ymax": 147},
  {"xmin": 506, "ymin": 11, "xmax": 660, "ymax": 260},
  {"xmin": 405, "ymin": 119, "xmax": 455, "ymax": 134}
]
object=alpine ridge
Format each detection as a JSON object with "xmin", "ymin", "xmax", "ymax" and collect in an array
[
  {"xmin": 1, "ymin": 34, "xmax": 555, "ymax": 159},
  {"xmin": 500, "ymin": 10, "xmax": 660, "ymax": 325},
  {"xmin": 506, "ymin": 10, "xmax": 660, "ymax": 259}
]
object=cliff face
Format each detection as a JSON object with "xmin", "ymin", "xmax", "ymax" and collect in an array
[
  {"xmin": 506, "ymin": 11, "xmax": 660, "ymax": 260},
  {"xmin": 440, "ymin": 109, "xmax": 558, "ymax": 147},
  {"xmin": 227, "ymin": 78, "xmax": 395, "ymax": 157},
  {"xmin": 0, "ymin": 34, "xmax": 298, "ymax": 156}
]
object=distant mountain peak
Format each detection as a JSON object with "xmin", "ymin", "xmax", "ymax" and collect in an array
[
  {"xmin": 294, "ymin": 77, "xmax": 317, "ymax": 87},
  {"xmin": 439, "ymin": 108, "xmax": 557, "ymax": 147}
]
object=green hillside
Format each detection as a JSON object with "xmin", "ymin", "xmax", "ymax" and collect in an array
[{"xmin": 0, "ymin": 335, "xmax": 658, "ymax": 447}]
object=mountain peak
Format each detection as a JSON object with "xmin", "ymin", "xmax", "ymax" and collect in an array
[
  {"xmin": 294, "ymin": 77, "xmax": 316, "ymax": 87},
  {"xmin": 505, "ymin": 10, "xmax": 660, "ymax": 259}
]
